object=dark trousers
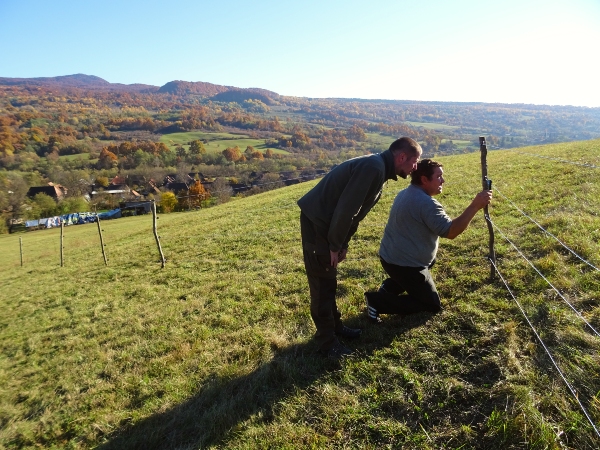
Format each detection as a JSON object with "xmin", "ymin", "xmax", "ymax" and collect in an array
[
  {"xmin": 365, "ymin": 257, "xmax": 442, "ymax": 316},
  {"xmin": 300, "ymin": 213, "xmax": 343, "ymax": 351}
]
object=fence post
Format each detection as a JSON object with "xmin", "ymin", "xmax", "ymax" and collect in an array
[
  {"xmin": 152, "ymin": 200, "xmax": 166, "ymax": 268},
  {"xmin": 19, "ymin": 237, "xmax": 23, "ymax": 267},
  {"xmin": 97, "ymin": 215, "xmax": 108, "ymax": 266},
  {"xmin": 60, "ymin": 220, "xmax": 64, "ymax": 267},
  {"xmin": 480, "ymin": 136, "xmax": 496, "ymax": 279}
]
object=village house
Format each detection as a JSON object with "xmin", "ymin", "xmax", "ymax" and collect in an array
[{"xmin": 26, "ymin": 183, "xmax": 68, "ymax": 200}]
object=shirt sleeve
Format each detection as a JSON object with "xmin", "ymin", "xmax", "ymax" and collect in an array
[{"xmin": 421, "ymin": 197, "xmax": 452, "ymax": 237}]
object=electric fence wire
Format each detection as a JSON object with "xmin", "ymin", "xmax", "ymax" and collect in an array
[
  {"xmin": 491, "ymin": 148, "xmax": 600, "ymax": 169},
  {"xmin": 174, "ymin": 172, "xmax": 325, "ymax": 200},
  {"xmin": 490, "ymin": 219, "xmax": 600, "ymax": 338},
  {"xmin": 511, "ymin": 150, "xmax": 600, "ymax": 169},
  {"xmin": 489, "ymin": 257, "xmax": 600, "ymax": 439},
  {"xmin": 493, "ymin": 186, "xmax": 600, "ymax": 272}
]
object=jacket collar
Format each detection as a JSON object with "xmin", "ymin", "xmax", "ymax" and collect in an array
[{"xmin": 380, "ymin": 150, "xmax": 398, "ymax": 181}]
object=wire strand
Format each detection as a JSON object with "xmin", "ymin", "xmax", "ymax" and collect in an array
[
  {"xmin": 493, "ymin": 186, "xmax": 599, "ymax": 272},
  {"xmin": 503, "ymin": 149, "xmax": 599, "ymax": 169},
  {"xmin": 489, "ymin": 258, "xmax": 600, "ymax": 439},
  {"xmin": 490, "ymin": 219, "xmax": 600, "ymax": 338}
]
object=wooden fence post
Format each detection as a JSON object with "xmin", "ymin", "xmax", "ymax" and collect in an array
[
  {"xmin": 97, "ymin": 216, "xmax": 108, "ymax": 266},
  {"xmin": 152, "ymin": 200, "xmax": 166, "ymax": 268},
  {"xmin": 19, "ymin": 237, "xmax": 23, "ymax": 267},
  {"xmin": 60, "ymin": 220, "xmax": 64, "ymax": 267},
  {"xmin": 480, "ymin": 136, "xmax": 496, "ymax": 279}
]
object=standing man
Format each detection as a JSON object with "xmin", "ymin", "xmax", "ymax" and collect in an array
[
  {"xmin": 365, "ymin": 159, "xmax": 492, "ymax": 322},
  {"xmin": 298, "ymin": 137, "xmax": 422, "ymax": 358}
]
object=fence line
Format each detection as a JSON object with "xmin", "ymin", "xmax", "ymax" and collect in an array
[
  {"xmin": 504, "ymin": 149, "xmax": 599, "ymax": 169},
  {"xmin": 489, "ymin": 258, "xmax": 600, "ymax": 439},
  {"xmin": 490, "ymin": 219, "xmax": 600, "ymax": 338},
  {"xmin": 174, "ymin": 172, "xmax": 326, "ymax": 200},
  {"xmin": 493, "ymin": 186, "xmax": 599, "ymax": 272}
]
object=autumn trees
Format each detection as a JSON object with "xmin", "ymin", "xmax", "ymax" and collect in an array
[
  {"xmin": 222, "ymin": 146, "xmax": 243, "ymax": 162},
  {"xmin": 176, "ymin": 180, "xmax": 210, "ymax": 210}
]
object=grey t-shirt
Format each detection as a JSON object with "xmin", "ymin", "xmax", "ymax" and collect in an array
[{"xmin": 379, "ymin": 184, "xmax": 452, "ymax": 268}]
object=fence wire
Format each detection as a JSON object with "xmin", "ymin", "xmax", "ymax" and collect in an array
[
  {"xmin": 489, "ymin": 258, "xmax": 600, "ymax": 439},
  {"xmin": 501, "ymin": 149, "xmax": 600, "ymax": 169},
  {"xmin": 490, "ymin": 219, "xmax": 600, "ymax": 338},
  {"xmin": 175, "ymin": 172, "xmax": 325, "ymax": 200},
  {"xmin": 493, "ymin": 186, "xmax": 599, "ymax": 272}
]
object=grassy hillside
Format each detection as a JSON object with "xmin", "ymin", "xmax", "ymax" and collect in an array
[{"xmin": 1, "ymin": 140, "xmax": 599, "ymax": 449}]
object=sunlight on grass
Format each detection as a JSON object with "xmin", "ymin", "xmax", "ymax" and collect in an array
[{"xmin": 1, "ymin": 140, "xmax": 599, "ymax": 448}]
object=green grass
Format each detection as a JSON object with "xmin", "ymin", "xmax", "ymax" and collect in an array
[
  {"xmin": 405, "ymin": 121, "xmax": 460, "ymax": 131},
  {"xmin": 58, "ymin": 153, "xmax": 92, "ymax": 161},
  {"xmin": 365, "ymin": 132, "xmax": 396, "ymax": 148},
  {"xmin": 159, "ymin": 131, "xmax": 289, "ymax": 155},
  {"xmin": 441, "ymin": 139, "xmax": 473, "ymax": 149},
  {"xmin": 1, "ymin": 140, "xmax": 600, "ymax": 448}
]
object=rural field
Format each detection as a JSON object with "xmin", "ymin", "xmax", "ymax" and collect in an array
[
  {"xmin": 1, "ymin": 140, "xmax": 599, "ymax": 449},
  {"xmin": 158, "ymin": 132, "xmax": 289, "ymax": 155}
]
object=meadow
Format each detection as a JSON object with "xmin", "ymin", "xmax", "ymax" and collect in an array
[
  {"xmin": 405, "ymin": 122, "xmax": 461, "ymax": 131},
  {"xmin": 158, "ymin": 132, "xmax": 289, "ymax": 155},
  {"xmin": 1, "ymin": 140, "xmax": 599, "ymax": 449}
]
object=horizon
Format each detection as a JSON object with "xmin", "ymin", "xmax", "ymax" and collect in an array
[
  {"xmin": 1, "ymin": 0, "xmax": 599, "ymax": 108},
  {"xmin": 5, "ymin": 72, "xmax": 600, "ymax": 110}
]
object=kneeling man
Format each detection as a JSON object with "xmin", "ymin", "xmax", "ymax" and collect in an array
[{"xmin": 365, "ymin": 159, "xmax": 492, "ymax": 322}]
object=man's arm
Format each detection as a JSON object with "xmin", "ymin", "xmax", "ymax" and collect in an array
[{"xmin": 445, "ymin": 190, "xmax": 492, "ymax": 239}]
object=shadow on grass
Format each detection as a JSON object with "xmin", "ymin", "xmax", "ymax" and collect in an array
[{"xmin": 98, "ymin": 314, "xmax": 433, "ymax": 449}]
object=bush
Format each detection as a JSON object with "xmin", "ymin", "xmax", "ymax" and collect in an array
[{"xmin": 159, "ymin": 192, "xmax": 178, "ymax": 213}]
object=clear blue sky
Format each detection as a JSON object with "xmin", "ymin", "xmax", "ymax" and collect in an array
[{"xmin": 1, "ymin": 0, "xmax": 599, "ymax": 107}]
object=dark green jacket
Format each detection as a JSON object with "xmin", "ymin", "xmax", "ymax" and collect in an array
[{"xmin": 298, "ymin": 150, "xmax": 397, "ymax": 252}]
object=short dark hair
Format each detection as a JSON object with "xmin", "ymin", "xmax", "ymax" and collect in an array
[
  {"xmin": 410, "ymin": 159, "xmax": 443, "ymax": 185},
  {"xmin": 389, "ymin": 137, "xmax": 422, "ymax": 157}
]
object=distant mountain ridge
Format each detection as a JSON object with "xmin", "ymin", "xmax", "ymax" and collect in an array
[
  {"xmin": 157, "ymin": 80, "xmax": 278, "ymax": 103},
  {"xmin": 0, "ymin": 74, "xmax": 279, "ymax": 102},
  {"xmin": 0, "ymin": 74, "xmax": 158, "ymax": 92}
]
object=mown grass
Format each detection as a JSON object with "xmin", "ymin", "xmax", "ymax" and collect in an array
[
  {"xmin": 405, "ymin": 121, "xmax": 461, "ymax": 131},
  {"xmin": 158, "ymin": 131, "xmax": 289, "ymax": 155},
  {"xmin": 1, "ymin": 139, "xmax": 599, "ymax": 449}
]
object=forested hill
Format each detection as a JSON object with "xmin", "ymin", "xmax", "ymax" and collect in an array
[{"xmin": 0, "ymin": 74, "xmax": 158, "ymax": 92}]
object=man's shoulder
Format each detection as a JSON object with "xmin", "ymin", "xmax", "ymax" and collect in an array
[
  {"xmin": 401, "ymin": 184, "xmax": 426, "ymax": 199},
  {"xmin": 396, "ymin": 185, "xmax": 440, "ymax": 210},
  {"xmin": 344, "ymin": 153, "xmax": 384, "ymax": 170}
]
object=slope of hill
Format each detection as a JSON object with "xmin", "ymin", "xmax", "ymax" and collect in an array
[
  {"xmin": 0, "ymin": 74, "xmax": 280, "ymax": 100},
  {"xmin": 158, "ymin": 80, "xmax": 279, "ymax": 103},
  {"xmin": 0, "ymin": 73, "xmax": 158, "ymax": 92},
  {"xmin": 0, "ymin": 141, "xmax": 599, "ymax": 448},
  {"xmin": 157, "ymin": 79, "xmax": 231, "ymax": 96},
  {"xmin": 211, "ymin": 87, "xmax": 280, "ymax": 104}
]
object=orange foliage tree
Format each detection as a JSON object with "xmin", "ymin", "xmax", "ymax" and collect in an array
[
  {"xmin": 222, "ymin": 146, "xmax": 242, "ymax": 162},
  {"xmin": 178, "ymin": 180, "xmax": 210, "ymax": 210}
]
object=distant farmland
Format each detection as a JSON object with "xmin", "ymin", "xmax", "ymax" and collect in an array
[{"xmin": 159, "ymin": 131, "xmax": 290, "ymax": 155}]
